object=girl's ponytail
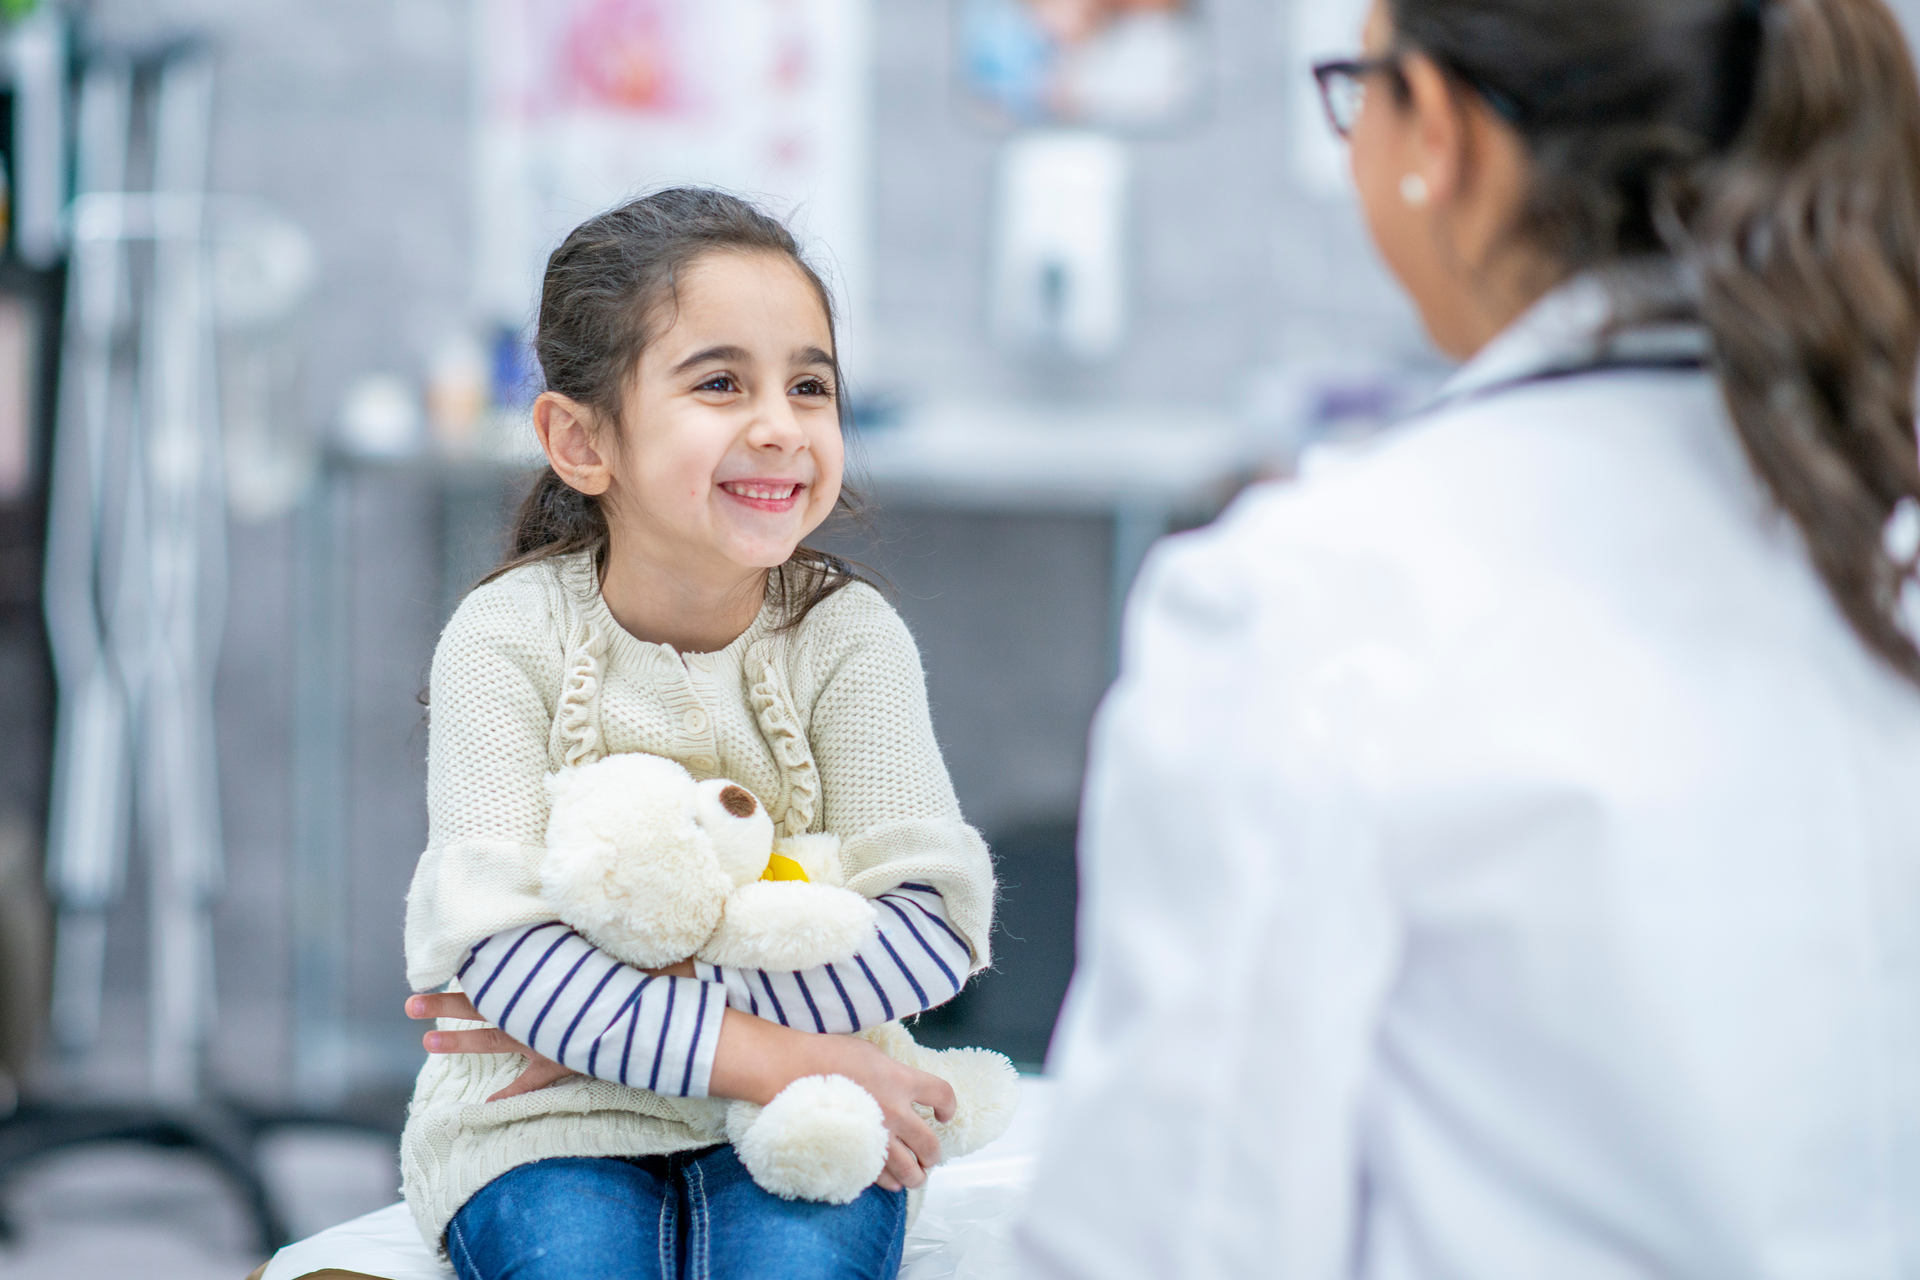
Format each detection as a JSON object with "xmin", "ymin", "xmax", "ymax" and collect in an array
[
  {"xmin": 494, "ymin": 468, "xmax": 611, "ymax": 575},
  {"xmin": 1691, "ymin": 0, "xmax": 1920, "ymax": 682}
]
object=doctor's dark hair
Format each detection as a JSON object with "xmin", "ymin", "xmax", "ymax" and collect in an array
[
  {"xmin": 1390, "ymin": 0, "xmax": 1920, "ymax": 684},
  {"xmin": 487, "ymin": 187, "xmax": 867, "ymax": 626}
]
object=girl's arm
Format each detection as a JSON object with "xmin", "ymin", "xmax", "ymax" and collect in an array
[
  {"xmin": 457, "ymin": 922, "xmax": 728, "ymax": 1096},
  {"xmin": 697, "ymin": 882, "xmax": 973, "ymax": 1033},
  {"xmin": 408, "ymin": 991, "xmax": 956, "ymax": 1192},
  {"xmin": 449, "ymin": 875, "xmax": 973, "ymax": 1103}
]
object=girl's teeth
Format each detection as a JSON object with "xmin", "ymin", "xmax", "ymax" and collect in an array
[{"xmin": 730, "ymin": 483, "xmax": 795, "ymax": 500}]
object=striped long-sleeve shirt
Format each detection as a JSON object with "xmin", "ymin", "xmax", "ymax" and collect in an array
[{"xmin": 459, "ymin": 883, "xmax": 972, "ymax": 1098}]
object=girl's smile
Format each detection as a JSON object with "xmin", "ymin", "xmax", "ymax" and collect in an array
[{"xmin": 717, "ymin": 478, "xmax": 808, "ymax": 512}]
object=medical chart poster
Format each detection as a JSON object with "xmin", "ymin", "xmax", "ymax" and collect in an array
[{"xmin": 473, "ymin": 0, "xmax": 873, "ymax": 351}]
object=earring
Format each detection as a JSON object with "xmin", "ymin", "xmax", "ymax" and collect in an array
[{"xmin": 1400, "ymin": 174, "xmax": 1431, "ymax": 207}]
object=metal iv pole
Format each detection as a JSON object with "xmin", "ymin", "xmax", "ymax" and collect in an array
[
  {"xmin": 0, "ymin": 31, "xmax": 285, "ymax": 1254},
  {"xmin": 43, "ymin": 40, "xmax": 226, "ymax": 1108}
]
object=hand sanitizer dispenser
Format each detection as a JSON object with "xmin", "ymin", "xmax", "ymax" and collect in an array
[{"xmin": 992, "ymin": 130, "xmax": 1130, "ymax": 362}]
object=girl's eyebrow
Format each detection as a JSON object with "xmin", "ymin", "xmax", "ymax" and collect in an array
[
  {"xmin": 669, "ymin": 344, "xmax": 749, "ymax": 375},
  {"xmin": 793, "ymin": 345, "xmax": 834, "ymax": 369}
]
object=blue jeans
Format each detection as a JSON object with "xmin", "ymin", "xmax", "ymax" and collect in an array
[{"xmin": 446, "ymin": 1146, "xmax": 908, "ymax": 1280}]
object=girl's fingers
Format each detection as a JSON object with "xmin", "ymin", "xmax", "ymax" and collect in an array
[
  {"xmin": 406, "ymin": 992, "xmax": 482, "ymax": 1022},
  {"xmin": 888, "ymin": 1105, "xmax": 943, "ymax": 1173},
  {"xmin": 642, "ymin": 959, "xmax": 698, "ymax": 979},
  {"xmin": 914, "ymin": 1074, "xmax": 958, "ymax": 1125},
  {"xmin": 883, "ymin": 1135, "xmax": 927, "ymax": 1190},
  {"xmin": 486, "ymin": 1056, "xmax": 579, "ymax": 1103},
  {"xmin": 876, "ymin": 1170, "xmax": 903, "ymax": 1193},
  {"xmin": 422, "ymin": 1026, "xmax": 523, "ymax": 1055}
]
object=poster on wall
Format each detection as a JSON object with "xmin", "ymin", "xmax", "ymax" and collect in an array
[
  {"xmin": 473, "ymin": 0, "xmax": 872, "ymax": 351},
  {"xmin": 956, "ymin": 0, "xmax": 1207, "ymax": 132}
]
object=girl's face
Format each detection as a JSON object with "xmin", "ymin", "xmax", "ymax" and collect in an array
[{"xmin": 594, "ymin": 251, "xmax": 846, "ymax": 580}]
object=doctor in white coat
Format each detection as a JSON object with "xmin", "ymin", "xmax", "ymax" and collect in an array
[{"xmin": 1017, "ymin": 0, "xmax": 1920, "ymax": 1277}]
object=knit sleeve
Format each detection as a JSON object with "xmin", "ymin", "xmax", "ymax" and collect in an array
[
  {"xmin": 403, "ymin": 574, "xmax": 568, "ymax": 992},
  {"xmin": 797, "ymin": 586, "xmax": 996, "ymax": 973}
]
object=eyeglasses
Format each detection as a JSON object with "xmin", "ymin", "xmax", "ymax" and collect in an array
[
  {"xmin": 1312, "ymin": 53, "xmax": 1528, "ymax": 141},
  {"xmin": 1312, "ymin": 56, "xmax": 1406, "ymax": 140}
]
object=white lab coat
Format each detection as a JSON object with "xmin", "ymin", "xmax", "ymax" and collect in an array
[{"xmin": 1014, "ymin": 281, "xmax": 1920, "ymax": 1279}]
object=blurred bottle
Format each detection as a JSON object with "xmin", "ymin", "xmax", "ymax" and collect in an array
[
  {"xmin": 426, "ymin": 332, "xmax": 488, "ymax": 455},
  {"xmin": 338, "ymin": 373, "xmax": 423, "ymax": 459},
  {"xmin": 481, "ymin": 325, "xmax": 543, "ymax": 461}
]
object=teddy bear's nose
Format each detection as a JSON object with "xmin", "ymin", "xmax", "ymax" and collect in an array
[{"xmin": 718, "ymin": 785, "xmax": 758, "ymax": 819}]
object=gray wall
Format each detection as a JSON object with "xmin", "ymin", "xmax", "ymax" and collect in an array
[
  {"xmin": 867, "ymin": 1, "xmax": 1423, "ymax": 405},
  {"xmin": 63, "ymin": 0, "xmax": 1920, "ymax": 1101}
]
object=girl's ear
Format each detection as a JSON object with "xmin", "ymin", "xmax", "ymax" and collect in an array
[{"xmin": 534, "ymin": 391, "xmax": 613, "ymax": 496}]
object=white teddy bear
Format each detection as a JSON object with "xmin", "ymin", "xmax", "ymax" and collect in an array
[{"xmin": 541, "ymin": 752, "xmax": 1020, "ymax": 1205}]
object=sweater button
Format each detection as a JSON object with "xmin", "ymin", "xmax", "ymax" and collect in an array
[
  {"xmin": 683, "ymin": 708, "xmax": 708, "ymax": 734},
  {"xmin": 690, "ymin": 755, "xmax": 716, "ymax": 773}
]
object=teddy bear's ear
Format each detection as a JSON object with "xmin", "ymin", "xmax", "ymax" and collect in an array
[{"xmin": 691, "ymin": 779, "xmax": 776, "ymax": 887}]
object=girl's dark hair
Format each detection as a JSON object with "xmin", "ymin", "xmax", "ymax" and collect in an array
[
  {"xmin": 1391, "ymin": 0, "xmax": 1920, "ymax": 684},
  {"xmin": 487, "ymin": 187, "xmax": 869, "ymax": 627}
]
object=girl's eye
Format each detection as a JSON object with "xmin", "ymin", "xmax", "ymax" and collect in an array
[
  {"xmin": 696, "ymin": 374, "xmax": 738, "ymax": 394},
  {"xmin": 791, "ymin": 378, "xmax": 833, "ymax": 398}
]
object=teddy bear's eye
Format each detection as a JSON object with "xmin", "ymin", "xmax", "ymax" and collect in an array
[{"xmin": 719, "ymin": 785, "xmax": 758, "ymax": 818}]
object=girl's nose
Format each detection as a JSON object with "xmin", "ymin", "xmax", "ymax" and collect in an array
[{"xmin": 746, "ymin": 396, "xmax": 807, "ymax": 450}]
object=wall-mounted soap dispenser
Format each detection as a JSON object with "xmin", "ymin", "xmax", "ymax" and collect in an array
[{"xmin": 990, "ymin": 129, "xmax": 1130, "ymax": 362}]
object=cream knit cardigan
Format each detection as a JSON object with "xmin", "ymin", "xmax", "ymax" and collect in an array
[{"xmin": 398, "ymin": 551, "xmax": 995, "ymax": 1247}]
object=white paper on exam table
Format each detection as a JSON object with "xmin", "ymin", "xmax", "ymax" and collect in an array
[{"xmin": 261, "ymin": 1079, "xmax": 1055, "ymax": 1280}]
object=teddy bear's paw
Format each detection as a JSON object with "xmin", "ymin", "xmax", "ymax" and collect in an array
[
  {"xmin": 855, "ymin": 1020, "xmax": 921, "ymax": 1062},
  {"xmin": 728, "ymin": 1075, "xmax": 887, "ymax": 1205},
  {"xmin": 696, "ymin": 881, "xmax": 878, "ymax": 970},
  {"xmin": 921, "ymin": 1046, "xmax": 1022, "ymax": 1161}
]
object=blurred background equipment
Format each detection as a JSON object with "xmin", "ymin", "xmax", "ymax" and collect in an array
[
  {"xmin": 16, "ymin": 26, "xmax": 300, "ymax": 1259},
  {"xmin": 43, "ymin": 33, "xmax": 224, "ymax": 1105},
  {"xmin": 0, "ymin": 6, "xmax": 65, "ymax": 1126},
  {"xmin": 991, "ymin": 131, "xmax": 1129, "ymax": 361}
]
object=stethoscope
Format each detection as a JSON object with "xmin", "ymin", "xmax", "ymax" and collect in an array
[{"xmin": 1415, "ymin": 353, "xmax": 1710, "ymax": 420}]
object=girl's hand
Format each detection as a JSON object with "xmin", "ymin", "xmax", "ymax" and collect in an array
[
  {"xmin": 405, "ymin": 992, "xmax": 581, "ymax": 1102},
  {"xmin": 708, "ymin": 1008, "xmax": 957, "ymax": 1192},
  {"xmin": 644, "ymin": 959, "xmax": 698, "ymax": 979}
]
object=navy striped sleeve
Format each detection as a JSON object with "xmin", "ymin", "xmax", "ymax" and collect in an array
[
  {"xmin": 707, "ymin": 885, "xmax": 974, "ymax": 1034},
  {"xmin": 460, "ymin": 924, "xmax": 726, "ymax": 1098}
]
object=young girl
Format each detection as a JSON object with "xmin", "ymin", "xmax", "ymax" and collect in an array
[{"xmin": 397, "ymin": 189, "xmax": 996, "ymax": 1280}]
